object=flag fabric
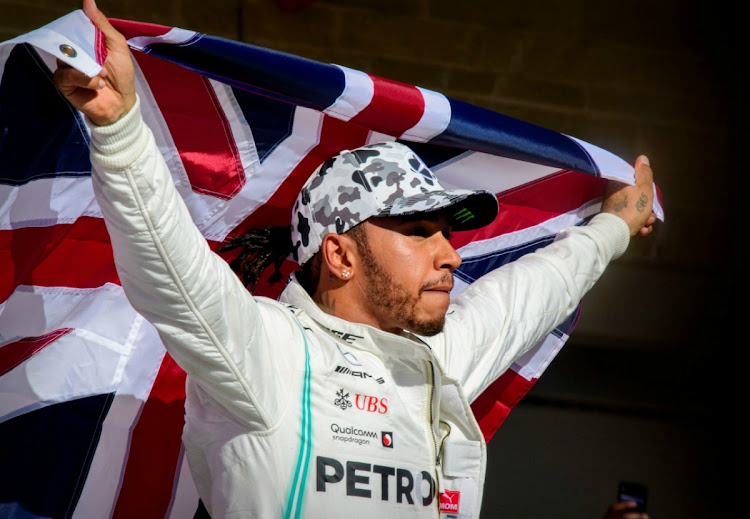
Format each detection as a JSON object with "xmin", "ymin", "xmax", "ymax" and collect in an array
[{"xmin": 0, "ymin": 10, "xmax": 663, "ymax": 519}]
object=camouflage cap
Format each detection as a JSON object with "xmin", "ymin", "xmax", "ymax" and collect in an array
[{"xmin": 290, "ymin": 141, "xmax": 499, "ymax": 265}]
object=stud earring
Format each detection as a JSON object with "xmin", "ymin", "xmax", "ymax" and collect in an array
[{"xmin": 342, "ymin": 271, "xmax": 350, "ymax": 278}]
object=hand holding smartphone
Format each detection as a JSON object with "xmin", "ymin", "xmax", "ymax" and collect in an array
[{"xmin": 617, "ymin": 481, "xmax": 648, "ymax": 513}]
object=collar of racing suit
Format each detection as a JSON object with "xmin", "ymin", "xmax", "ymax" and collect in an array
[{"xmin": 278, "ymin": 272, "xmax": 443, "ymax": 364}]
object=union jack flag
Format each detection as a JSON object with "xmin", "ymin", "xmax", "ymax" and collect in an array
[{"xmin": 0, "ymin": 9, "xmax": 663, "ymax": 518}]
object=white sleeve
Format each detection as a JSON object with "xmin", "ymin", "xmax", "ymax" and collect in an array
[
  {"xmin": 435, "ymin": 212, "xmax": 630, "ymax": 402},
  {"xmin": 88, "ymin": 97, "xmax": 302, "ymax": 429}
]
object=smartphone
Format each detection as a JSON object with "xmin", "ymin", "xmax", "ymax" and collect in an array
[{"xmin": 618, "ymin": 481, "xmax": 648, "ymax": 512}]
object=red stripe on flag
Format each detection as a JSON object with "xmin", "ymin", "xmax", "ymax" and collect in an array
[
  {"xmin": 93, "ymin": 24, "xmax": 107, "ymax": 65},
  {"xmin": 470, "ymin": 369, "xmax": 537, "ymax": 443},
  {"xmin": 112, "ymin": 353, "xmax": 187, "ymax": 519},
  {"xmin": 0, "ymin": 328, "xmax": 74, "ymax": 377},
  {"xmin": 451, "ymin": 170, "xmax": 606, "ymax": 250},
  {"xmin": 348, "ymin": 75, "xmax": 425, "ymax": 136},
  {"xmin": 132, "ymin": 51, "xmax": 246, "ymax": 200},
  {"xmin": 0, "ymin": 217, "xmax": 118, "ymax": 302}
]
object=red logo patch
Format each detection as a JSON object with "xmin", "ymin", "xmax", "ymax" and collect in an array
[{"xmin": 439, "ymin": 490, "xmax": 460, "ymax": 513}]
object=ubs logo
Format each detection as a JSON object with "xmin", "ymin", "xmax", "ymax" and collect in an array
[
  {"xmin": 333, "ymin": 389, "xmax": 388, "ymax": 414},
  {"xmin": 354, "ymin": 393, "xmax": 388, "ymax": 414}
]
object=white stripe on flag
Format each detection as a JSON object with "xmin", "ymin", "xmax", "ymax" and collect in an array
[
  {"xmin": 432, "ymin": 151, "xmax": 561, "ymax": 193},
  {"xmin": 365, "ymin": 131, "xmax": 396, "ymax": 146},
  {"xmin": 166, "ymin": 446, "xmax": 201, "ymax": 519},
  {"xmin": 0, "ymin": 284, "xmax": 138, "ymax": 343},
  {"xmin": 1, "ymin": 329, "xmax": 125, "ymax": 422},
  {"xmin": 0, "ymin": 284, "xmax": 147, "ymax": 423},
  {"xmin": 126, "ymin": 28, "xmax": 198, "ymax": 52},
  {"xmin": 0, "ymin": 176, "xmax": 100, "ymax": 230},
  {"xmin": 326, "ymin": 65, "xmax": 374, "ymax": 121},
  {"xmin": 0, "ymin": 44, "xmax": 13, "ymax": 88},
  {"xmin": 69, "ymin": 394, "xmax": 143, "ymax": 519},
  {"xmin": 400, "ymin": 87, "xmax": 451, "ymax": 142},
  {"xmin": 567, "ymin": 135, "xmax": 634, "ymax": 184},
  {"xmin": 510, "ymin": 330, "xmax": 570, "ymax": 381}
]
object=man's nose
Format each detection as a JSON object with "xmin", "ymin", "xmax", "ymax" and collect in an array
[{"xmin": 435, "ymin": 234, "xmax": 462, "ymax": 271}]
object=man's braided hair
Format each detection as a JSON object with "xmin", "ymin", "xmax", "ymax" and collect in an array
[
  {"xmin": 220, "ymin": 224, "xmax": 367, "ymax": 294},
  {"xmin": 219, "ymin": 226, "xmax": 295, "ymax": 292}
]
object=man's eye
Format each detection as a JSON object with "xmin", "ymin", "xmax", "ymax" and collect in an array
[{"xmin": 410, "ymin": 226, "xmax": 428, "ymax": 237}]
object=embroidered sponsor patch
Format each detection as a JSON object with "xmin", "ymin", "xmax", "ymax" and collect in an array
[{"xmin": 439, "ymin": 490, "xmax": 460, "ymax": 514}]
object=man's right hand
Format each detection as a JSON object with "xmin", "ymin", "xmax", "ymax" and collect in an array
[
  {"xmin": 602, "ymin": 500, "xmax": 649, "ymax": 519},
  {"xmin": 53, "ymin": 0, "xmax": 135, "ymax": 126}
]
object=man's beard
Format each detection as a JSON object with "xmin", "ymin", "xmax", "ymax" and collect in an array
[{"xmin": 357, "ymin": 240, "xmax": 449, "ymax": 337}]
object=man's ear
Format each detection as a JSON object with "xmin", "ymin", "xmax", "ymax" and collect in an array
[{"xmin": 320, "ymin": 232, "xmax": 358, "ymax": 281}]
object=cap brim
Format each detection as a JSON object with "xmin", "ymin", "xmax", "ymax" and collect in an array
[{"xmin": 378, "ymin": 189, "xmax": 499, "ymax": 231}]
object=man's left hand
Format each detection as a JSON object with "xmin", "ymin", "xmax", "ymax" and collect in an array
[{"xmin": 601, "ymin": 155, "xmax": 657, "ymax": 237}]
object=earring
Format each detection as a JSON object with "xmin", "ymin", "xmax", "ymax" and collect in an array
[{"xmin": 341, "ymin": 271, "xmax": 350, "ymax": 278}]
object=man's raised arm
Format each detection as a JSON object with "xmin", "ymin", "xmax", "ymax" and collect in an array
[
  {"xmin": 439, "ymin": 156, "xmax": 657, "ymax": 401},
  {"xmin": 52, "ymin": 0, "xmax": 299, "ymax": 430}
]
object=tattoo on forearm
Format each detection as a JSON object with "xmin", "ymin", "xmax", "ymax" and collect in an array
[
  {"xmin": 635, "ymin": 193, "xmax": 648, "ymax": 213},
  {"xmin": 317, "ymin": 292, "xmax": 336, "ymax": 315}
]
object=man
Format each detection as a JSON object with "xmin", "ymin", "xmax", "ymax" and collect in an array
[{"xmin": 54, "ymin": 1, "xmax": 656, "ymax": 517}]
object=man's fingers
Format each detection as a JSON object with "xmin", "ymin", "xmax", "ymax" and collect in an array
[
  {"xmin": 82, "ymin": 0, "xmax": 125, "ymax": 48},
  {"xmin": 53, "ymin": 65, "xmax": 105, "ymax": 93}
]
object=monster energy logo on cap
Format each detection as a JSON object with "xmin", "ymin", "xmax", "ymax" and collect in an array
[{"xmin": 453, "ymin": 208, "xmax": 475, "ymax": 224}]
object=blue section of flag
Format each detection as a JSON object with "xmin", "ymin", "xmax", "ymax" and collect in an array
[
  {"xmin": 455, "ymin": 234, "xmax": 555, "ymax": 286},
  {"xmin": 0, "ymin": 393, "xmax": 114, "ymax": 518},
  {"xmin": 435, "ymin": 97, "xmax": 600, "ymax": 177},
  {"xmin": 145, "ymin": 35, "xmax": 345, "ymax": 111},
  {"xmin": 233, "ymin": 87, "xmax": 296, "ymax": 163},
  {"xmin": 0, "ymin": 44, "xmax": 91, "ymax": 187}
]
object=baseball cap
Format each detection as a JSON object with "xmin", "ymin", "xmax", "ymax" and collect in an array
[{"xmin": 290, "ymin": 141, "xmax": 499, "ymax": 265}]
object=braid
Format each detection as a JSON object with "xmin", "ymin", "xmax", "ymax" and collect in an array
[{"xmin": 219, "ymin": 226, "xmax": 294, "ymax": 292}]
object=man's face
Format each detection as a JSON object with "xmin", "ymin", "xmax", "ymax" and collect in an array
[{"xmin": 352, "ymin": 214, "xmax": 462, "ymax": 336}]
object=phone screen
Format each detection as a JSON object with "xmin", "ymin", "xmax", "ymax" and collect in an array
[{"xmin": 618, "ymin": 481, "xmax": 648, "ymax": 512}]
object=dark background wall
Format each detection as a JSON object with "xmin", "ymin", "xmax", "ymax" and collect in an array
[{"xmin": 3, "ymin": 1, "xmax": 741, "ymax": 518}]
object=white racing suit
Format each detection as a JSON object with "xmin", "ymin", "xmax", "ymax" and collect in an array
[{"xmin": 89, "ymin": 97, "xmax": 630, "ymax": 518}]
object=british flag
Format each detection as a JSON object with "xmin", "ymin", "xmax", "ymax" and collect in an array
[{"xmin": 0, "ymin": 9, "xmax": 663, "ymax": 518}]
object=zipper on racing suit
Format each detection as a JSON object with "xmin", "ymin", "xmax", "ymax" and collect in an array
[
  {"xmin": 426, "ymin": 360, "xmax": 440, "ymax": 513},
  {"xmin": 427, "ymin": 360, "xmax": 452, "ymax": 513}
]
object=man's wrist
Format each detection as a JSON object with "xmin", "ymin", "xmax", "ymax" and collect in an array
[
  {"xmin": 88, "ymin": 95, "xmax": 150, "ymax": 170},
  {"xmin": 588, "ymin": 212, "xmax": 630, "ymax": 260}
]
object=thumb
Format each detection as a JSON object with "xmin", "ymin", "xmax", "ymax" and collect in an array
[
  {"xmin": 82, "ymin": 0, "xmax": 123, "ymax": 46},
  {"xmin": 634, "ymin": 155, "xmax": 654, "ymax": 186}
]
